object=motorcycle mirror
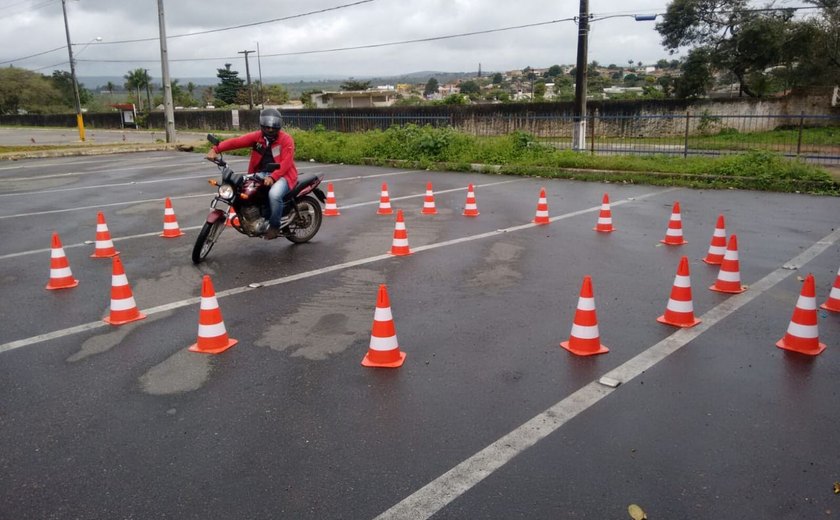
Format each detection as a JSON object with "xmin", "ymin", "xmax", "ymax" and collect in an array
[{"xmin": 207, "ymin": 134, "xmax": 221, "ymax": 146}]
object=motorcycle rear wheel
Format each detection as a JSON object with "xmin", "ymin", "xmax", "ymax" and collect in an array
[
  {"xmin": 192, "ymin": 219, "xmax": 225, "ymax": 264},
  {"xmin": 286, "ymin": 196, "xmax": 322, "ymax": 244}
]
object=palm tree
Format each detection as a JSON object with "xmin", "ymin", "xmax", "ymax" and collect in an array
[
  {"xmin": 105, "ymin": 81, "xmax": 116, "ymax": 104},
  {"xmin": 123, "ymin": 68, "xmax": 148, "ymax": 109}
]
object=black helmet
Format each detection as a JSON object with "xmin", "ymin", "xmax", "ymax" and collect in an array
[{"xmin": 259, "ymin": 108, "xmax": 283, "ymax": 130}]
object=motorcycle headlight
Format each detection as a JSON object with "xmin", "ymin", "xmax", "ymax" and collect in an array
[{"xmin": 218, "ymin": 184, "xmax": 235, "ymax": 201}]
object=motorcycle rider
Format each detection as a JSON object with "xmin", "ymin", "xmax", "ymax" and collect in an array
[{"xmin": 205, "ymin": 108, "xmax": 298, "ymax": 239}]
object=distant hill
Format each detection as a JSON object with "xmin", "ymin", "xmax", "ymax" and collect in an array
[{"xmin": 80, "ymin": 70, "xmax": 487, "ymax": 91}]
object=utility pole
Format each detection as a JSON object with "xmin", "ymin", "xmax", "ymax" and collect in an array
[
  {"xmin": 238, "ymin": 50, "xmax": 255, "ymax": 109},
  {"xmin": 572, "ymin": 0, "xmax": 589, "ymax": 151},
  {"xmin": 61, "ymin": 0, "xmax": 85, "ymax": 142},
  {"xmin": 157, "ymin": 0, "xmax": 176, "ymax": 143},
  {"xmin": 256, "ymin": 42, "xmax": 264, "ymax": 108}
]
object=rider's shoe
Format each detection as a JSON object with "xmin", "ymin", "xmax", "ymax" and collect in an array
[{"xmin": 263, "ymin": 226, "xmax": 283, "ymax": 240}]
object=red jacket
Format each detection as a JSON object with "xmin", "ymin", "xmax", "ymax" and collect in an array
[{"xmin": 212, "ymin": 130, "xmax": 298, "ymax": 189}]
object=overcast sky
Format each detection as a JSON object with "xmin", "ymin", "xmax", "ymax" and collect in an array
[{"xmin": 0, "ymin": 0, "xmax": 803, "ymax": 84}]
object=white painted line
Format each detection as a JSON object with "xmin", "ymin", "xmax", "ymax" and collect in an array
[
  {"xmin": 0, "ymin": 188, "xmax": 668, "ymax": 353},
  {"xmin": 0, "ymin": 193, "xmax": 211, "ymax": 222},
  {"xmin": 372, "ymin": 226, "xmax": 840, "ymax": 520}
]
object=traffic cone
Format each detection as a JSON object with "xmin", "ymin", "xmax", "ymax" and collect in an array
[
  {"xmin": 821, "ymin": 265, "xmax": 840, "ymax": 312},
  {"xmin": 388, "ymin": 210, "xmax": 412, "ymax": 256},
  {"xmin": 657, "ymin": 256, "xmax": 701, "ymax": 328},
  {"xmin": 103, "ymin": 255, "xmax": 146, "ymax": 325},
  {"xmin": 188, "ymin": 275, "xmax": 238, "ymax": 354},
  {"xmin": 561, "ymin": 276, "xmax": 609, "ymax": 356},
  {"xmin": 660, "ymin": 201, "xmax": 687, "ymax": 246},
  {"xmin": 533, "ymin": 187, "xmax": 549, "ymax": 224},
  {"xmin": 421, "ymin": 182, "xmax": 438, "ymax": 215},
  {"xmin": 703, "ymin": 214, "xmax": 727, "ymax": 265},
  {"xmin": 777, "ymin": 273, "xmax": 826, "ymax": 356},
  {"xmin": 377, "ymin": 183, "xmax": 393, "ymax": 215},
  {"xmin": 361, "ymin": 284, "xmax": 406, "ymax": 368},
  {"xmin": 594, "ymin": 193, "xmax": 614, "ymax": 233},
  {"xmin": 463, "ymin": 183, "xmax": 479, "ymax": 217},
  {"xmin": 323, "ymin": 182, "xmax": 340, "ymax": 216},
  {"xmin": 45, "ymin": 232, "xmax": 79, "ymax": 290},
  {"xmin": 90, "ymin": 211, "xmax": 119, "ymax": 258},
  {"xmin": 710, "ymin": 234, "xmax": 746, "ymax": 294},
  {"xmin": 225, "ymin": 207, "xmax": 239, "ymax": 227},
  {"xmin": 160, "ymin": 197, "xmax": 184, "ymax": 238}
]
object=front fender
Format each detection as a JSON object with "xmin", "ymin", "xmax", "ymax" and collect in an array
[{"xmin": 205, "ymin": 208, "xmax": 227, "ymax": 225}]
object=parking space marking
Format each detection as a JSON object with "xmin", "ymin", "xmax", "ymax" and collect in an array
[
  {"xmin": 372, "ymin": 226, "xmax": 840, "ymax": 520},
  {"xmin": 0, "ymin": 188, "xmax": 667, "ymax": 354}
]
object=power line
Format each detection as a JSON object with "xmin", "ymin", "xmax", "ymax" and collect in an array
[
  {"xmin": 0, "ymin": 0, "xmax": 374, "ymax": 65},
  {"xmin": 76, "ymin": 16, "xmax": 579, "ymax": 64}
]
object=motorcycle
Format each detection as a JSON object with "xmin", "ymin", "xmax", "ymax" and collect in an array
[{"xmin": 192, "ymin": 134, "xmax": 326, "ymax": 264}]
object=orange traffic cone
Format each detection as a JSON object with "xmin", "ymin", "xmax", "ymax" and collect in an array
[
  {"xmin": 594, "ymin": 193, "xmax": 614, "ymax": 233},
  {"xmin": 91, "ymin": 211, "xmax": 119, "ymax": 258},
  {"xmin": 657, "ymin": 256, "xmax": 701, "ymax": 328},
  {"xmin": 703, "ymin": 214, "xmax": 727, "ymax": 264},
  {"xmin": 821, "ymin": 265, "xmax": 840, "ymax": 312},
  {"xmin": 561, "ymin": 275, "xmax": 609, "ymax": 356},
  {"xmin": 660, "ymin": 201, "xmax": 687, "ymax": 246},
  {"xmin": 188, "ymin": 275, "xmax": 238, "ymax": 354},
  {"xmin": 533, "ymin": 187, "xmax": 549, "ymax": 224},
  {"xmin": 46, "ymin": 232, "xmax": 79, "ymax": 290},
  {"xmin": 225, "ymin": 207, "xmax": 239, "ymax": 227},
  {"xmin": 160, "ymin": 197, "xmax": 184, "ymax": 238},
  {"xmin": 388, "ymin": 210, "xmax": 412, "ymax": 256},
  {"xmin": 323, "ymin": 182, "xmax": 340, "ymax": 216},
  {"xmin": 362, "ymin": 284, "xmax": 406, "ymax": 367},
  {"xmin": 777, "ymin": 273, "xmax": 826, "ymax": 356},
  {"xmin": 463, "ymin": 183, "xmax": 479, "ymax": 217},
  {"xmin": 421, "ymin": 182, "xmax": 438, "ymax": 215},
  {"xmin": 377, "ymin": 183, "xmax": 394, "ymax": 215},
  {"xmin": 103, "ymin": 255, "xmax": 146, "ymax": 325},
  {"xmin": 710, "ymin": 234, "xmax": 746, "ymax": 294}
]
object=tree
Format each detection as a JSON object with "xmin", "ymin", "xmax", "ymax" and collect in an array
[
  {"xmin": 675, "ymin": 48, "xmax": 713, "ymax": 98},
  {"xmin": 299, "ymin": 89, "xmax": 323, "ymax": 108},
  {"xmin": 491, "ymin": 72, "xmax": 504, "ymax": 84},
  {"xmin": 458, "ymin": 80, "xmax": 480, "ymax": 96},
  {"xmin": 339, "ymin": 80, "xmax": 371, "ymax": 91},
  {"xmin": 0, "ymin": 67, "xmax": 63, "ymax": 114},
  {"xmin": 424, "ymin": 77, "xmax": 439, "ymax": 97},
  {"xmin": 545, "ymin": 64, "xmax": 563, "ymax": 78},
  {"xmin": 215, "ymin": 64, "xmax": 244, "ymax": 105},
  {"xmin": 51, "ymin": 71, "xmax": 91, "ymax": 108},
  {"xmin": 105, "ymin": 81, "xmax": 116, "ymax": 104},
  {"xmin": 124, "ymin": 68, "xmax": 150, "ymax": 109},
  {"xmin": 533, "ymin": 81, "xmax": 547, "ymax": 100},
  {"xmin": 260, "ymin": 84, "xmax": 290, "ymax": 105}
]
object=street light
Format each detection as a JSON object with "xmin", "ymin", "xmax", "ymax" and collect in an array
[
  {"xmin": 61, "ymin": 0, "xmax": 100, "ymax": 142},
  {"xmin": 572, "ymin": 7, "xmax": 658, "ymax": 150}
]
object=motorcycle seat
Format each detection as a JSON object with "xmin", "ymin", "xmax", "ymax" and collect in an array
[{"xmin": 282, "ymin": 173, "xmax": 318, "ymax": 202}]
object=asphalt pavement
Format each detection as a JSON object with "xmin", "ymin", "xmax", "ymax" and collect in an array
[{"xmin": 0, "ymin": 144, "xmax": 839, "ymax": 519}]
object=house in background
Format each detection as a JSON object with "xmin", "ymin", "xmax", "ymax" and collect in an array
[{"xmin": 310, "ymin": 88, "xmax": 397, "ymax": 108}]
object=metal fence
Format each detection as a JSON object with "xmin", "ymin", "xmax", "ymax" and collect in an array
[{"xmin": 283, "ymin": 111, "xmax": 840, "ymax": 165}]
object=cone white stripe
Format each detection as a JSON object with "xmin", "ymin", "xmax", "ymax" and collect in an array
[
  {"xmin": 724, "ymin": 252, "xmax": 739, "ymax": 261},
  {"xmin": 670, "ymin": 214, "xmax": 682, "ymax": 221},
  {"xmin": 707, "ymin": 245, "xmax": 726, "ymax": 254},
  {"xmin": 666, "ymin": 229, "xmax": 683, "ymax": 236},
  {"xmin": 717, "ymin": 270, "xmax": 741, "ymax": 282},
  {"xmin": 110, "ymin": 297, "xmax": 137, "ymax": 311},
  {"xmin": 576, "ymin": 297, "xmax": 595, "ymax": 311},
  {"xmin": 570, "ymin": 323, "xmax": 599, "ymax": 339},
  {"xmin": 713, "ymin": 229, "xmax": 725, "ymax": 237},
  {"xmin": 165, "ymin": 208, "xmax": 175, "ymax": 215},
  {"xmin": 829, "ymin": 287, "xmax": 840, "ymax": 299},
  {"xmin": 598, "ymin": 217, "xmax": 611, "ymax": 224},
  {"xmin": 95, "ymin": 240, "xmax": 115, "ymax": 248},
  {"xmin": 374, "ymin": 307, "xmax": 393, "ymax": 321},
  {"xmin": 163, "ymin": 222, "xmax": 179, "ymax": 230},
  {"xmin": 601, "ymin": 203, "xmax": 609, "ymax": 211},
  {"xmin": 667, "ymin": 299, "xmax": 694, "ymax": 313},
  {"xmin": 395, "ymin": 222, "xmax": 406, "ymax": 231},
  {"xmin": 96, "ymin": 224, "xmax": 108, "ymax": 232},
  {"xmin": 50, "ymin": 266, "xmax": 72, "ymax": 277},
  {"xmin": 198, "ymin": 322, "xmax": 228, "ymax": 337},
  {"xmin": 200, "ymin": 297, "xmax": 220, "ymax": 310},
  {"xmin": 392, "ymin": 238, "xmax": 409, "ymax": 248},
  {"xmin": 111, "ymin": 274, "xmax": 128, "ymax": 285},
  {"xmin": 795, "ymin": 295, "xmax": 817, "ymax": 310},
  {"xmin": 673, "ymin": 274, "xmax": 691, "ymax": 288},
  {"xmin": 536, "ymin": 210, "xmax": 549, "ymax": 217},
  {"xmin": 51, "ymin": 248, "xmax": 66, "ymax": 258},
  {"xmin": 786, "ymin": 322, "xmax": 818, "ymax": 338},
  {"xmin": 369, "ymin": 335, "xmax": 398, "ymax": 350}
]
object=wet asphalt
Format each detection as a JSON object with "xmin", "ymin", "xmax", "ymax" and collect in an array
[{"xmin": 0, "ymin": 145, "xmax": 839, "ymax": 519}]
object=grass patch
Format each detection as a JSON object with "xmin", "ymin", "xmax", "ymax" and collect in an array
[{"xmin": 195, "ymin": 125, "xmax": 838, "ymax": 195}]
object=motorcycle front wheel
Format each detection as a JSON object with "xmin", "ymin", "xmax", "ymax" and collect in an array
[
  {"xmin": 192, "ymin": 219, "xmax": 225, "ymax": 264},
  {"xmin": 286, "ymin": 196, "xmax": 322, "ymax": 244}
]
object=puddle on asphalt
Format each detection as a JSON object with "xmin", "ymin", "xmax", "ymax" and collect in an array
[{"xmin": 467, "ymin": 241, "xmax": 523, "ymax": 289}]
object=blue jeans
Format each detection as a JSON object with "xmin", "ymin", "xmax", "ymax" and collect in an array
[{"xmin": 267, "ymin": 177, "xmax": 290, "ymax": 228}]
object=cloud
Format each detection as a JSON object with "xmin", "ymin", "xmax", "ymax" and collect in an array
[{"xmin": 0, "ymin": 0, "xmax": 673, "ymax": 82}]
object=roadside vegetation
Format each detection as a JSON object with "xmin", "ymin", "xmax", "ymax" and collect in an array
[{"xmin": 200, "ymin": 124, "xmax": 837, "ymax": 194}]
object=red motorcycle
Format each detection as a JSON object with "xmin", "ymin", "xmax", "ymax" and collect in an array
[{"xmin": 192, "ymin": 134, "xmax": 325, "ymax": 264}]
